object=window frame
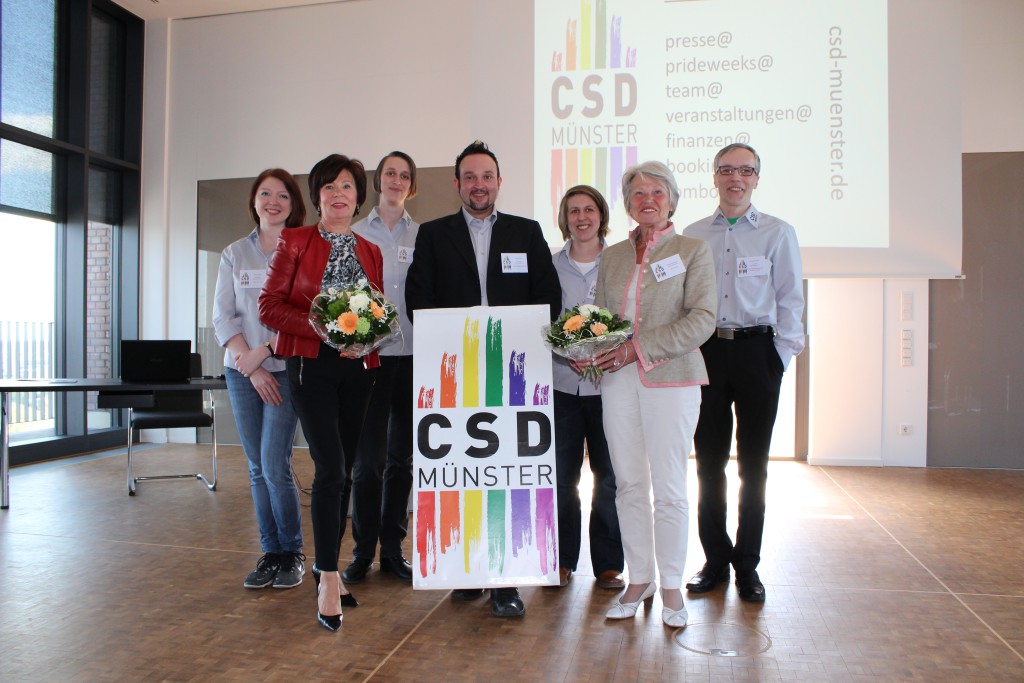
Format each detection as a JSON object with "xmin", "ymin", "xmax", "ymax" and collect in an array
[{"xmin": 1, "ymin": 0, "xmax": 143, "ymax": 464}]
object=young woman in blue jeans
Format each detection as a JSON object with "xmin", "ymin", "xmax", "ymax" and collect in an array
[{"xmin": 213, "ymin": 168, "xmax": 306, "ymax": 590}]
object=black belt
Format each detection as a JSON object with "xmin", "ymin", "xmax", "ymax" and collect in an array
[{"xmin": 715, "ymin": 325, "xmax": 773, "ymax": 340}]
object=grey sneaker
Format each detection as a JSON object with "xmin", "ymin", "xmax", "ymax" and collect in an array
[
  {"xmin": 243, "ymin": 553, "xmax": 280, "ymax": 589},
  {"xmin": 273, "ymin": 551, "xmax": 306, "ymax": 589}
]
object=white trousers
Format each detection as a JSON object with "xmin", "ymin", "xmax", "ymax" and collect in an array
[{"xmin": 601, "ymin": 367, "xmax": 701, "ymax": 590}]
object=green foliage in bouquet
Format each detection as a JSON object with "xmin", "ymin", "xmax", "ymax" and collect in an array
[
  {"xmin": 309, "ymin": 280, "xmax": 400, "ymax": 354},
  {"xmin": 546, "ymin": 304, "xmax": 631, "ymax": 348},
  {"xmin": 543, "ymin": 304, "xmax": 633, "ymax": 386}
]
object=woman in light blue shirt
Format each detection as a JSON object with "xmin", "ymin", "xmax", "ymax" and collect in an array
[
  {"xmin": 213, "ymin": 168, "xmax": 306, "ymax": 591},
  {"xmin": 551, "ymin": 184, "xmax": 624, "ymax": 592},
  {"xmin": 346, "ymin": 151, "xmax": 420, "ymax": 584}
]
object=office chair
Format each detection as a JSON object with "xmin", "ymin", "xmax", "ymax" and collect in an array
[{"xmin": 99, "ymin": 353, "xmax": 217, "ymax": 496}]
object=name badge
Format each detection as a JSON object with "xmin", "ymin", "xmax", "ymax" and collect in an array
[
  {"xmin": 240, "ymin": 269, "xmax": 268, "ymax": 289},
  {"xmin": 397, "ymin": 245, "xmax": 414, "ymax": 263},
  {"xmin": 651, "ymin": 254, "xmax": 686, "ymax": 282},
  {"xmin": 736, "ymin": 256, "xmax": 771, "ymax": 278},
  {"xmin": 501, "ymin": 253, "xmax": 529, "ymax": 274}
]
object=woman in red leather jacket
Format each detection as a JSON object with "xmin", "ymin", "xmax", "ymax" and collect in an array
[{"xmin": 259, "ymin": 153, "xmax": 383, "ymax": 632}]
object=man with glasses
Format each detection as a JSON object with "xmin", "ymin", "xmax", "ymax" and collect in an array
[{"xmin": 682, "ymin": 143, "xmax": 804, "ymax": 603}]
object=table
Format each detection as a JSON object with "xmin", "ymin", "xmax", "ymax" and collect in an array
[{"xmin": 0, "ymin": 377, "xmax": 227, "ymax": 509}]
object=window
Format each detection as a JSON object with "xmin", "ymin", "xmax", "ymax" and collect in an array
[
  {"xmin": 0, "ymin": 139, "xmax": 56, "ymax": 214},
  {"xmin": 0, "ymin": 0, "xmax": 57, "ymax": 137},
  {"xmin": 0, "ymin": 213, "xmax": 56, "ymax": 438},
  {"xmin": 89, "ymin": 9, "xmax": 126, "ymax": 157},
  {"xmin": 0, "ymin": 0, "xmax": 143, "ymax": 464}
]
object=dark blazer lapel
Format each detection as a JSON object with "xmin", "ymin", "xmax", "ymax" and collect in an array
[{"xmin": 443, "ymin": 211, "xmax": 478, "ymax": 273}]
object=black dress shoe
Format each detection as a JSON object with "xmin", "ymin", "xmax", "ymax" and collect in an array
[
  {"xmin": 736, "ymin": 570, "xmax": 766, "ymax": 602},
  {"xmin": 490, "ymin": 587, "xmax": 525, "ymax": 617},
  {"xmin": 316, "ymin": 583, "xmax": 342, "ymax": 632},
  {"xmin": 380, "ymin": 555, "xmax": 413, "ymax": 582},
  {"xmin": 686, "ymin": 563, "xmax": 730, "ymax": 593},
  {"xmin": 312, "ymin": 565, "xmax": 359, "ymax": 607},
  {"xmin": 317, "ymin": 610, "xmax": 342, "ymax": 631},
  {"xmin": 452, "ymin": 588, "xmax": 485, "ymax": 601},
  {"xmin": 342, "ymin": 557, "xmax": 373, "ymax": 584}
]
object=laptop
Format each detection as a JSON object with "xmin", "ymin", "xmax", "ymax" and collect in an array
[{"xmin": 120, "ymin": 340, "xmax": 192, "ymax": 383}]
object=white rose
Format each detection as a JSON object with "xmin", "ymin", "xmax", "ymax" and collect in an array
[
  {"xmin": 349, "ymin": 292, "xmax": 371, "ymax": 313},
  {"xmin": 578, "ymin": 304, "xmax": 600, "ymax": 317}
]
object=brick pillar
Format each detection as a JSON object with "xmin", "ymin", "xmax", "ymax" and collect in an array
[{"xmin": 86, "ymin": 222, "xmax": 113, "ymax": 410}]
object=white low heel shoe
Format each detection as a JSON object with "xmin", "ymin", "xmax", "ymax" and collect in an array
[
  {"xmin": 661, "ymin": 605, "xmax": 688, "ymax": 628},
  {"xmin": 661, "ymin": 588, "xmax": 688, "ymax": 627},
  {"xmin": 605, "ymin": 582, "xmax": 657, "ymax": 620}
]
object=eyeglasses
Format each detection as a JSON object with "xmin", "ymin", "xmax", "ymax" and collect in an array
[{"xmin": 715, "ymin": 165, "xmax": 758, "ymax": 177}]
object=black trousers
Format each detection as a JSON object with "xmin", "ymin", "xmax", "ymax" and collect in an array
[
  {"xmin": 287, "ymin": 344, "xmax": 375, "ymax": 573},
  {"xmin": 553, "ymin": 390, "xmax": 623, "ymax": 574},
  {"xmin": 693, "ymin": 333, "xmax": 783, "ymax": 572},
  {"xmin": 350, "ymin": 355, "xmax": 414, "ymax": 560}
]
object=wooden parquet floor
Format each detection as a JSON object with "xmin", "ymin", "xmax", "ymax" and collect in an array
[{"xmin": 2, "ymin": 445, "xmax": 1023, "ymax": 682}]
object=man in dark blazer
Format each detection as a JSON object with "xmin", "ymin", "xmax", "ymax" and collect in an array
[
  {"xmin": 405, "ymin": 140, "xmax": 561, "ymax": 617},
  {"xmin": 406, "ymin": 142, "xmax": 561, "ymax": 319}
]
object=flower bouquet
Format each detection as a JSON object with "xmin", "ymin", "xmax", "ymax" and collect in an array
[
  {"xmin": 308, "ymin": 280, "xmax": 401, "ymax": 357},
  {"xmin": 543, "ymin": 304, "xmax": 632, "ymax": 385}
]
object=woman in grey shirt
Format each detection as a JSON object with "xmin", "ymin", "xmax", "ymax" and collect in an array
[
  {"xmin": 551, "ymin": 185, "xmax": 624, "ymax": 592},
  {"xmin": 212, "ymin": 168, "xmax": 306, "ymax": 591},
  {"xmin": 345, "ymin": 151, "xmax": 421, "ymax": 585}
]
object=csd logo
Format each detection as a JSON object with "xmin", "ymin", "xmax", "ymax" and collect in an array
[{"xmin": 551, "ymin": 73, "xmax": 637, "ymax": 119}]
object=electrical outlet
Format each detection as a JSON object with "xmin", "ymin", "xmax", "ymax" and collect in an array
[{"xmin": 899, "ymin": 424, "xmax": 912, "ymax": 436}]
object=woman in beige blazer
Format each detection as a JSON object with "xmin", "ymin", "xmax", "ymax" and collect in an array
[{"xmin": 591, "ymin": 161, "xmax": 716, "ymax": 628}]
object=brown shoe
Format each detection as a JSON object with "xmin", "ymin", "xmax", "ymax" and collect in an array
[
  {"xmin": 596, "ymin": 570, "xmax": 625, "ymax": 590},
  {"xmin": 559, "ymin": 567, "xmax": 573, "ymax": 587}
]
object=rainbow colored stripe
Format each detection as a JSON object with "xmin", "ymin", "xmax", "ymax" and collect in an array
[
  {"xmin": 417, "ymin": 317, "xmax": 550, "ymax": 410},
  {"xmin": 549, "ymin": 0, "xmax": 637, "ymax": 226},
  {"xmin": 416, "ymin": 488, "xmax": 557, "ymax": 579}
]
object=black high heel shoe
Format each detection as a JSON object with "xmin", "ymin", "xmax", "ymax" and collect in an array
[
  {"xmin": 312, "ymin": 565, "xmax": 358, "ymax": 607},
  {"xmin": 316, "ymin": 582, "xmax": 342, "ymax": 632}
]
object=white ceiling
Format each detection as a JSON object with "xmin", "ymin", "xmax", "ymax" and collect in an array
[{"xmin": 110, "ymin": 0, "xmax": 354, "ymax": 21}]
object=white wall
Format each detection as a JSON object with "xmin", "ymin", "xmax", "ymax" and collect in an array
[
  {"xmin": 807, "ymin": 279, "xmax": 929, "ymax": 467},
  {"xmin": 156, "ymin": 0, "xmax": 476, "ymax": 344},
  {"xmin": 808, "ymin": 280, "xmax": 884, "ymax": 466},
  {"xmin": 140, "ymin": 19, "xmax": 172, "ymax": 341},
  {"xmin": 806, "ymin": 0, "xmax": 1024, "ymax": 467},
  {"xmin": 880, "ymin": 280, "xmax": 930, "ymax": 467},
  {"xmin": 468, "ymin": 2, "xmax": 535, "ymax": 214},
  {"xmin": 138, "ymin": 0, "xmax": 1024, "ymax": 458}
]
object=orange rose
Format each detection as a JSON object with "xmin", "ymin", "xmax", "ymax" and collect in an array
[
  {"xmin": 589, "ymin": 322, "xmax": 608, "ymax": 336},
  {"xmin": 563, "ymin": 314, "xmax": 586, "ymax": 333},
  {"xmin": 337, "ymin": 311, "xmax": 359, "ymax": 334},
  {"xmin": 370, "ymin": 301, "xmax": 385, "ymax": 319}
]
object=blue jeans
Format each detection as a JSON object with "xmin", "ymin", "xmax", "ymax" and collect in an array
[
  {"xmin": 554, "ymin": 390, "xmax": 624, "ymax": 574},
  {"xmin": 226, "ymin": 368, "xmax": 302, "ymax": 554}
]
